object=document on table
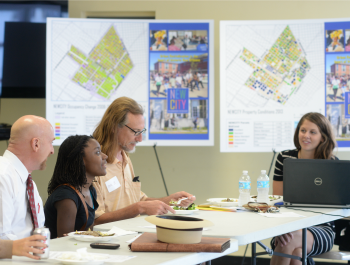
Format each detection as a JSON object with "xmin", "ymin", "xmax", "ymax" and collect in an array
[
  {"xmin": 126, "ymin": 234, "xmax": 142, "ymax": 243},
  {"xmin": 258, "ymin": 212, "xmax": 305, "ymax": 218},
  {"xmin": 107, "ymin": 226, "xmax": 138, "ymax": 236},
  {"xmin": 49, "ymin": 248, "xmax": 136, "ymax": 263}
]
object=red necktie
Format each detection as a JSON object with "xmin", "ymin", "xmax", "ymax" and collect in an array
[{"xmin": 27, "ymin": 174, "xmax": 39, "ymax": 228}]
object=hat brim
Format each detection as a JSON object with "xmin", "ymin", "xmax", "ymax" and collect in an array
[{"xmin": 145, "ymin": 215, "xmax": 213, "ymax": 229}]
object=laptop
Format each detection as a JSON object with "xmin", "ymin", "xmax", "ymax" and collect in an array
[{"xmin": 283, "ymin": 159, "xmax": 350, "ymax": 208}]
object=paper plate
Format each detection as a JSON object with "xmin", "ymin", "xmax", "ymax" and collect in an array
[
  {"xmin": 67, "ymin": 231, "xmax": 118, "ymax": 242},
  {"xmin": 206, "ymin": 198, "xmax": 239, "ymax": 207},
  {"xmin": 250, "ymin": 195, "xmax": 283, "ymax": 206},
  {"xmin": 170, "ymin": 208, "xmax": 199, "ymax": 215},
  {"xmin": 209, "ymin": 206, "xmax": 237, "ymax": 211}
]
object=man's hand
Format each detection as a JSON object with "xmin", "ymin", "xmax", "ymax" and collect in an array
[
  {"xmin": 169, "ymin": 191, "xmax": 196, "ymax": 207},
  {"xmin": 138, "ymin": 200, "xmax": 176, "ymax": 215},
  {"xmin": 274, "ymin": 232, "xmax": 293, "ymax": 247},
  {"xmin": 12, "ymin": 235, "xmax": 47, "ymax": 260}
]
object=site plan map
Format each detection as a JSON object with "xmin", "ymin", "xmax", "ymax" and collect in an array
[
  {"xmin": 240, "ymin": 26, "xmax": 310, "ymax": 105},
  {"xmin": 220, "ymin": 20, "xmax": 325, "ymax": 152},
  {"xmin": 67, "ymin": 26, "xmax": 134, "ymax": 100}
]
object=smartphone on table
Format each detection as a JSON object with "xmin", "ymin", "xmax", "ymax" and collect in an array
[{"xmin": 90, "ymin": 243, "xmax": 120, "ymax": 249}]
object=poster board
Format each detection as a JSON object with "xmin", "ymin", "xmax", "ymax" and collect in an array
[
  {"xmin": 46, "ymin": 18, "xmax": 214, "ymax": 146},
  {"xmin": 220, "ymin": 18, "xmax": 350, "ymax": 152}
]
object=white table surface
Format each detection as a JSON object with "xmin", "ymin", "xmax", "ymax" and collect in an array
[
  {"xmin": 94, "ymin": 207, "xmax": 350, "ymax": 245},
  {"xmin": 0, "ymin": 234, "xmax": 238, "ymax": 265}
]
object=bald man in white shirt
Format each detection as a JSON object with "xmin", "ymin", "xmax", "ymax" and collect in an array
[{"xmin": 0, "ymin": 115, "xmax": 55, "ymax": 240}]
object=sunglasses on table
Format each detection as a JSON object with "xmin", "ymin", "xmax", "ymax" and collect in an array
[
  {"xmin": 124, "ymin": 124, "xmax": 147, "ymax": 136},
  {"xmin": 247, "ymin": 202, "xmax": 280, "ymax": 213}
]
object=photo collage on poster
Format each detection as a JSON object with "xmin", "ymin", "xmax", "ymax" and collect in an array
[
  {"xmin": 325, "ymin": 22, "xmax": 350, "ymax": 147},
  {"xmin": 149, "ymin": 23, "xmax": 210, "ymax": 140}
]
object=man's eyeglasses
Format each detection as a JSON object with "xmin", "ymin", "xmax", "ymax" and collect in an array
[{"xmin": 124, "ymin": 125, "xmax": 146, "ymax": 136}]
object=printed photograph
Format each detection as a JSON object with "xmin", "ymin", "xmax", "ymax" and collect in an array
[
  {"xmin": 326, "ymin": 29, "xmax": 344, "ymax": 52},
  {"xmin": 150, "ymin": 30, "xmax": 168, "ymax": 51},
  {"xmin": 326, "ymin": 104, "xmax": 350, "ymax": 140},
  {"xmin": 149, "ymin": 52, "xmax": 208, "ymax": 98},
  {"xmin": 149, "ymin": 99, "xmax": 208, "ymax": 134},
  {"xmin": 345, "ymin": 29, "xmax": 350, "ymax": 52},
  {"xmin": 325, "ymin": 53, "xmax": 350, "ymax": 102},
  {"xmin": 168, "ymin": 30, "xmax": 208, "ymax": 51}
]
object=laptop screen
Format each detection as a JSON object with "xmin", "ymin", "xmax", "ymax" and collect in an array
[{"xmin": 283, "ymin": 159, "xmax": 350, "ymax": 207}]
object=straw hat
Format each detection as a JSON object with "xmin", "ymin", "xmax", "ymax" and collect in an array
[{"xmin": 145, "ymin": 215, "xmax": 213, "ymax": 244}]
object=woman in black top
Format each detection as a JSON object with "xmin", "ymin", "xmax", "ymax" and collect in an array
[
  {"xmin": 44, "ymin": 135, "xmax": 107, "ymax": 238},
  {"xmin": 271, "ymin": 112, "xmax": 337, "ymax": 265}
]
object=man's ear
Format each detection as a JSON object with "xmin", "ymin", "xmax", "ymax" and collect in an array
[
  {"xmin": 31, "ymin": 138, "xmax": 40, "ymax": 152},
  {"xmin": 114, "ymin": 125, "xmax": 120, "ymax": 135}
]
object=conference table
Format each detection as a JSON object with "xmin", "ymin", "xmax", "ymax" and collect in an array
[
  {"xmin": 94, "ymin": 207, "xmax": 350, "ymax": 265},
  {"xmin": 1, "ymin": 207, "xmax": 349, "ymax": 265},
  {"xmin": 0, "ymin": 232, "xmax": 238, "ymax": 265}
]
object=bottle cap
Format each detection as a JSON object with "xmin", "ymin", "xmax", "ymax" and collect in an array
[
  {"xmin": 243, "ymin": 170, "xmax": 248, "ymax": 174},
  {"xmin": 261, "ymin": 170, "xmax": 266, "ymax": 174}
]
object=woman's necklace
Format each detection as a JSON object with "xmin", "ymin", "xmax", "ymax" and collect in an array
[{"xmin": 81, "ymin": 184, "xmax": 91, "ymax": 198}]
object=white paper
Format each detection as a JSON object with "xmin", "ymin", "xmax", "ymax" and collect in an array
[
  {"xmin": 105, "ymin": 255, "xmax": 137, "ymax": 263},
  {"xmin": 258, "ymin": 212, "xmax": 305, "ymax": 218},
  {"xmin": 49, "ymin": 250, "xmax": 136, "ymax": 263},
  {"xmin": 77, "ymin": 247, "xmax": 88, "ymax": 253},
  {"xmin": 105, "ymin": 176, "xmax": 121, "ymax": 193},
  {"xmin": 108, "ymin": 226, "xmax": 138, "ymax": 236},
  {"xmin": 126, "ymin": 234, "xmax": 142, "ymax": 243}
]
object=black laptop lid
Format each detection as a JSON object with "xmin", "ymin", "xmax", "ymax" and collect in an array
[{"xmin": 284, "ymin": 159, "xmax": 350, "ymax": 206}]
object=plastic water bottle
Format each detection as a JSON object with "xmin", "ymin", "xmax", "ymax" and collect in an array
[
  {"xmin": 238, "ymin": 171, "xmax": 251, "ymax": 206},
  {"xmin": 257, "ymin": 170, "xmax": 269, "ymax": 203}
]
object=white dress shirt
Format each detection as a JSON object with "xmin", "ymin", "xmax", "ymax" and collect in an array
[{"xmin": 0, "ymin": 150, "xmax": 45, "ymax": 240}]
